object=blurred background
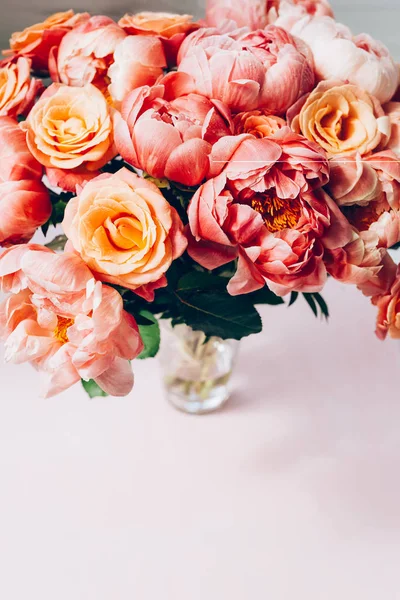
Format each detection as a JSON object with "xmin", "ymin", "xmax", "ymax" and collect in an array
[{"xmin": 1, "ymin": 0, "xmax": 399, "ymax": 58}]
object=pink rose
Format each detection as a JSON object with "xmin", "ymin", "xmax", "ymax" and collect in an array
[
  {"xmin": 177, "ymin": 25, "xmax": 314, "ymax": 113},
  {"xmin": 62, "ymin": 168, "xmax": 187, "ymax": 299},
  {"xmin": 0, "ymin": 117, "xmax": 43, "ymax": 182},
  {"xmin": 49, "ymin": 16, "xmax": 126, "ymax": 92},
  {"xmin": 1, "ymin": 10, "xmax": 90, "ymax": 72},
  {"xmin": 108, "ymin": 36, "xmax": 166, "ymax": 108},
  {"xmin": 291, "ymin": 16, "xmax": 398, "ymax": 104},
  {"xmin": 0, "ymin": 117, "xmax": 51, "ymax": 246},
  {"xmin": 374, "ymin": 267, "xmax": 400, "ymax": 340},
  {"xmin": 115, "ymin": 83, "xmax": 233, "ymax": 186},
  {"xmin": 0, "ymin": 245, "xmax": 143, "ymax": 397},
  {"xmin": 118, "ymin": 12, "xmax": 199, "ymax": 65},
  {"xmin": 324, "ymin": 227, "xmax": 395, "ymax": 296},
  {"xmin": 0, "ymin": 57, "xmax": 43, "ymax": 118},
  {"xmin": 188, "ymin": 132, "xmax": 351, "ymax": 296}
]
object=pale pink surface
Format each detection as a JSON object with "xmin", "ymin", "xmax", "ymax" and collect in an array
[{"xmin": 0, "ymin": 276, "xmax": 400, "ymax": 599}]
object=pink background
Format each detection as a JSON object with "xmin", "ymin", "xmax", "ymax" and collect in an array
[
  {"xmin": 1, "ymin": 0, "xmax": 400, "ymax": 597},
  {"xmin": 1, "ymin": 278, "xmax": 400, "ymax": 599}
]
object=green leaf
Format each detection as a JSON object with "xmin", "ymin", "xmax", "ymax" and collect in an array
[
  {"xmin": 172, "ymin": 289, "xmax": 262, "ymax": 340},
  {"xmin": 302, "ymin": 293, "xmax": 318, "ymax": 317},
  {"xmin": 177, "ymin": 271, "xmax": 227, "ymax": 292},
  {"xmin": 288, "ymin": 291, "xmax": 299, "ymax": 307},
  {"xmin": 247, "ymin": 286, "xmax": 284, "ymax": 306},
  {"xmin": 312, "ymin": 293, "xmax": 329, "ymax": 320},
  {"xmin": 137, "ymin": 310, "xmax": 161, "ymax": 359},
  {"xmin": 45, "ymin": 234, "xmax": 67, "ymax": 251},
  {"xmin": 81, "ymin": 379, "xmax": 108, "ymax": 398}
]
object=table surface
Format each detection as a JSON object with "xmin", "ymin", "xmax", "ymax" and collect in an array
[
  {"xmin": 1, "ymin": 277, "xmax": 400, "ymax": 600},
  {"xmin": 1, "ymin": 1, "xmax": 400, "ymax": 597}
]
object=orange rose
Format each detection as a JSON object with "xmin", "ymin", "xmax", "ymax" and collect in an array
[
  {"xmin": 0, "ymin": 57, "xmax": 42, "ymax": 118},
  {"xmin": 21, "ymin": 83, "xmax": 115, "ymax": 188},
  {"xmin": 62, "ymin": 168, "xmax": 187, "ymax": 299},
  {"xmin": 290, "ymin": 80, "xmax": 390, "ymax": 157},
  {"xmin": 2, "ymin": 10, "xmax": 90, "ymax": 71},
  {"xmin": 118, "ymin": 12, "xmax": 198, "ymax": 65},
  {"xmin": 234, "ymin": 110, "xmax": 287, "ymax": 137}
]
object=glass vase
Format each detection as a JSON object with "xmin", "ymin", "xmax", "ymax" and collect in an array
[{"xmin": 159, "ymin": 321, "xmax": 240, "ymax": 415}]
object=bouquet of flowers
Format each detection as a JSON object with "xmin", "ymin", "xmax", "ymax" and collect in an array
[{"xmin": 1, "ymin": 0, "xmax": 400, "ymax": 400}]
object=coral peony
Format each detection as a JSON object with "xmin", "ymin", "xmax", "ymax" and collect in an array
[
  {"xmin": 289, "ymin": 81, "xmax": 390, "ymax": 157},
  {"xmin": 383, "ymin": 101, "xmax": 400, "ymax": 155},
  {"xmin": 108, "ymin": 36, "xmax": 166, "ymax": 108},
  {"xmin": 291, "ymin": 16, "xmax": 398, "ymax": 104},
  {"xmin": 118, "ymin": 12, "xmax": 198, "ymax": 65},
  {"xmin": 0, "ymin": 245, "xmax": 143, "ymax": 396},
  {"xmin": 2, "ymin": 10, "xmax": 90, "ymax": 72},
  {"xmin": 62, "ymin": 168, "xmax": 187, "ymax": 300},
  {"xmin": 0, "ymin": 57, "xmax": 43, "ymax": 118},
  {"xmin": 115, "ymin": 83, "xmax": 233, "ymax": 186},
  {"xmin": 0, "ymin": 117, "xmax": 43, "ymax": 182},
  {"xmin": 177, "ymin": 25, "xmax": 314, "ymax": 113},
  {"xmin": 374, "ymin": 267, "xmax": 400, "ymax": 340},
  {"xmin": 188, "ymin": 132, "xmax": 351, "ymax": 296},
  {"xmin": 49, "ymin": 16, "xmax": 126, "ymax": 91}
]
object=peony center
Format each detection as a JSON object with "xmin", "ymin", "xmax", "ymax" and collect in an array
[
  {"xmin": 251, "ymin": 192, "xmax": 301, "ymax": 232},
  {"xmin": 54, "ymin": 316, "xmax": 74, "ymax": 344}
]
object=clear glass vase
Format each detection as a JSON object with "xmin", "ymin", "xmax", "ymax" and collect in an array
[{"xmin": 159, "ymin": 321, "xmax": 240, "ymax": 415}]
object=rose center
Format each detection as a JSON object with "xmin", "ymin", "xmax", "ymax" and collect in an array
[
  {"xmin": 251, "ymin": 192, "xmax": 302, "ymax": 232},
  {"xmin": 54, "ymin": 316, "xmax": 74, "ymax": 344}
]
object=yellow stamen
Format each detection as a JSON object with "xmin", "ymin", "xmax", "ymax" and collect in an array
[
  {"xmin": 251, "ymin": 193, "xmax": 301, "ymax": 232},
  {"xmin": 54, "ymin": 316, "xmax": 74, "ymax": 344}
]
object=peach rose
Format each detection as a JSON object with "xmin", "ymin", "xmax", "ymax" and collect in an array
[
  {"xmin": 62, "ymin": 168, "xmax": 187, "ymax": 299},
  {"xmin": 234, "ymin": 110, "xmax": 287, "ymax": 137},
  {"xmin": 0, "ymin": 245, "xmax": 143, "ymax": 396},
  {"xmin": 291, "ymin": 16, "xmax": 398, "ymax": 104},
  {"xmin": 115, "ymin": 83, "xmax": 233, "ymax": 186},
  {"xmin": 289, "ymin": 81, "xmax": 390, "ymax": 157},
  {"xmin": 0, "ymin": 57, "xmax": 43, "ymax": 118},
  {"xmin": 2, "ymin": 10, "xmax": 90, "ymax": 71},
  {"xmin": 50, "ymin": 16, "xmax": 126, "ymax": 91},
  {"xmin": 119, "ymin": 12, "xmax": 198, "ymax": 65},
  {"xmin": 383, "ymin": 102, "xmax": 400, "ymax": 155},
  {"xmin": 374, "ymin": 267, "xmax": 400, "ymax": 340},
  {"xmin": 0, "ymin": 117, "xmax": 43, "ymax": 182},
  {"xmin": 21, "ymin": 83, "xmax": 115, "ymax": 191},
  {"xmin": 108, "ymin": 36, "xmax": 166, "ymax": 108}
]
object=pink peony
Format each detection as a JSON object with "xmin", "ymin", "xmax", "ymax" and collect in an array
[
  {"xmin": 291, "ymin": 16, "xmax": 398, "ymax": 104},
  {"xmin": 374, "ymin": 267, "xmax": 400, "ymax": 340},
  {"xmin": 0, "ymin": 117, "xmax": 43, "ymax": 182},
  {"xmin": 187, "ymin": 132, "xmax": 351, "ymax": 296},
  {"xmin": 176, "ymin": 25, "xmax": 314, "ymax": 113},
  {"xmin": 272, "ymin": 0, "xmax": 334, "ymax": 29},
  {"xmin": 0, "ymin": 245, "xmax": 143, "ymax": 397},
  {"xmin": 108, "ymin": 36, "xmax": 166, "ymax": 108},
  {"xmin": 324, "ymin": 228, "xmax": 396, "ymax": 296},
  {"xmin": 49, "ymin": 16, "xmax": 126, "ymax": 92},
  {"xmin": 114, "ymin": 83, "xmax": 233, "ymax": 186}
]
